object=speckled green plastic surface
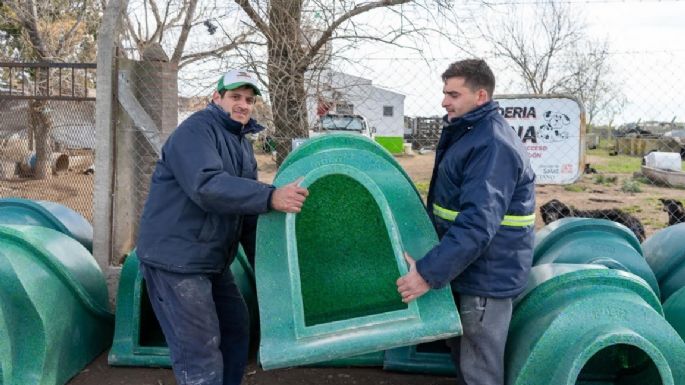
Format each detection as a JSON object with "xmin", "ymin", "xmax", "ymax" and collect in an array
[
  {"xmin": 107, "ymin": 250, "xmax": 169, "ymax": 367},
  {"xmin": 276, "ymin": 133, "xmax": 419, "ymax": 198},
  {"xmin": 663, "ymin": 286, "xmax": 685, "ymax": 343},
  {"xmin": 0, "ymin": 197, "xmax": 93, "ymax": 251},
  {"xmin": 507, "ymin": 264, "xmax": 685, "ymax": 385},
  {"xmin": 308, "ymin": 351, "xmax": 385, "ymax": 368},
  {"xmin": 109, "ymin": 248, "xmax": 258, "ymax": 368},
  {"xmin": 297, "ymin": 175, "xmax": 407, "ymax": 326},
  {"xmin": 642, "ymin": 224, "xmax": 685, "ymax": 342},
  {"xmin": 534, "ymin": 218, "xmax": 660, "ymax": 297},
  {"xmin": 0, "ymin": 224, "xmax": 113, "ymax": 385},
  {"xmin": 383, "ymin": 341, "xmax": 456, "ymax": 376},
  {"xmin": 256, "ymin": 134, "xmax": 461, "ymax": 370},
  {"xmin": 642, "ymin": 223, "xmax": 685, "ymax": 302}
]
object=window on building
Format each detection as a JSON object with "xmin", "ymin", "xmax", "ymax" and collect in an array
[
  {"xmin": 336, "ymin": 103, "xmax": 354, "ymax": 114},
  {"xmin": 383, "ymin": 106, "xmax": 394, "ymax": 117}
]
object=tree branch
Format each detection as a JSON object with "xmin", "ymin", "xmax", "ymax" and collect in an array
[
  {"xmin": 166, "ymin": 0, "xmax": 186, "ymax": 27},
  {"xmin": 157, "ymin": 1, "xmax": 172, "ymax": 43},
  {"xmin": 179, "ymin": 34, "xmax": 261, "ymax": 68},
  {"xmin": 11, "ymin": 0, "xmax": 51, "ymax": 59},
  {"xmin": 302, "ymin": 0, "xmax": 411, "ymax": 69},
  {"xmin": 55, "ymin": 0, "xmax": 87, "ymax": 56},
  {"xmin": 234, "ymin": 0, "xmax": 271, "ymax": 37},
  {"xmin": 124, "ymin": 13, "xmax": 144, "ymax": 51},
  {"xmin": 171, "ymin": 0, "xmax": 199, "ymax": 64},
  {"xmin": 146, "ymin": 0, "xmax": 166, "ymax": 43}
]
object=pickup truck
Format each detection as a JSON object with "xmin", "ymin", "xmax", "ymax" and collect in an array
[
  {"xmin": 311, "ymin": 113, "xmax": 373, "ymax": 138},
  {"xmin": 291, "ymin": 114, "xmax": 374, "ymax": 150}
]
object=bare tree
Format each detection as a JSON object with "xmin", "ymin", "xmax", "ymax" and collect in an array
[
  {"xmin": 234, "ymin": 0, "xmax": 445, "ymax": 164},
  {"xmin": 475, "ymin": 0, "xmax": 623, "ymax": 125},
  {"xmin": 561, "ymin": 40, "xmax": 625, "ymax": 126},
  {"xmin": 1, "ymin": 0, "xmax": 100, "ymax": 179},
  {"xmin": 122, "ymin": 0, "xmax": 260, "ymax": 68},
  {"xmin": 480, "ymin": 1, "xmax": 581, "ymax": 94}
]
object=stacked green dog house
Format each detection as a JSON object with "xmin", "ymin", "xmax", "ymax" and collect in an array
[
  {"xmin": 108, "ymin": 248, "xmax": 258, "ymax": 367},
  {"xmin": 256, "ymin": 133, "xmax": 462, "ymax": 369},
  {"xmin": 643, "ymin": 223, "xmax": 685, "ymax": 342},
  {"xmin": 0, "ymin": 198, "xmax": 112, "ymax": 385},
  {"xmin": 383, "ymin": 218, "xmax": 685, "ymax": 384},
  {"xmin": 0, "ymin": 197, "xmax": 93, "ymax": 251}
]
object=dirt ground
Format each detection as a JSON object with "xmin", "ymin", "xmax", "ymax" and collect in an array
[
  {"xmin": 68, "ymin": 352, "xmax": 455, "ymax": 385},
  {"xmin": 2, "ymin": 151, "xmax": 682, "ymax": 236},
  {"xmin": 4, "ymin": 151, "xmax": 685, "ymax": 384}
]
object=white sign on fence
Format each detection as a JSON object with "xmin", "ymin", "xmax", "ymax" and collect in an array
[{"xmin": 495, "ymin": 95, "xmax": 584, "ymax": 185}]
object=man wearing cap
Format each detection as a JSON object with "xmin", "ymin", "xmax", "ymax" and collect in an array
[{"xmin": 137, "ymin": 69, "xmax": 308, "ymax": 385}]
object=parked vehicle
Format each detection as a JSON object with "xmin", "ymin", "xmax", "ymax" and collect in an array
[
  {"xmin": 311, "ymin": 113, "xmax": 373, "ymax": 138},
  {"xmin": 291, "ymin": 114, "xmax": 375, "ymax": 150}
]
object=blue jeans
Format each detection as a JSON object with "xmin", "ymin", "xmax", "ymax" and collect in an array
[{"xmin": 141, "ymin": 263, "xmax": 249, "ymax": 385}]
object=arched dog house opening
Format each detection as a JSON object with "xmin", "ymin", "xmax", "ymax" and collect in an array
[
  {"xmin": 506, "ymin": 265, "xmax": 685, "ymax": 385},
  {"xmin": 577, "ymin": 343, "xmax": 666, "ymax": 384},
  {"xmin": 257, "ymin": 134, "xmax": 461, "ymax": 370},
  {"xmin": 295, "ymin": 173, "xmax": 408, "ymax": 327}
]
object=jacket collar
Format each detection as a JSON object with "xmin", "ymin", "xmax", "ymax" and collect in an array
[
  {"xmin": 207, "ymin": 102, "xmax": 265, "ymax": 135},
  {"xmin": 442, "ymin": 100, "xmax": 500, "ymax": 131}
]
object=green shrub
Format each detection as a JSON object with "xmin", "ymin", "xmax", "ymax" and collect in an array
[
  {"xmin": 564, "ymin": 184, "xmax": 586, "ymax": 192},
  {"xmin": 621, "ymin": 180, "xmax": 642, "ymax": 193},
  {"xmin": 594, "ymin": 175, "xmax": 618, "ymax": 185}
]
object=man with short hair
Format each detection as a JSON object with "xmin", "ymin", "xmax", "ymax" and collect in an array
[
  {"xmin": 397, "ymin": 59, "xmax": 536, "ymax": 385},
  {"xmin": 137, "ymin": 69, "xmax": 308, "ymax": 385}
]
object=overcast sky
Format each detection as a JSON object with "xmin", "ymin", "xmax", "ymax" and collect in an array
[
  {"xmin": 172, "ymin": 0, "xmax": 684, "ymax": 126},
  {"xmin": 320, "ymin": 0, "xmax": 685, "ymax": 125}
]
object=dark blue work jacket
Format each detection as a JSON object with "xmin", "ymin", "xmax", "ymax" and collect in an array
[
  {"xmin": 416, "ymin": 101, "xmax": 536, "ymax": 298},
  {"xmin": 137, "ymin": 103, "xmax": 274, "ymax": 273}
]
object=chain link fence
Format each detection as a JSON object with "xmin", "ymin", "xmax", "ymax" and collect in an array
[
  {"xmin": 175, "ymin": 49, "xmax": 683, "ymax": 240},
  {"xmin": 0, "ymin": 62, "xmax": 96, "ymax": 222},
  {"xmin": 1, "ymin": 46, "xmax": 683, "ymax": 247}
]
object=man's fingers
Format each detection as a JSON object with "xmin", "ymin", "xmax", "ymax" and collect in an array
[
  {"xmin": 295, "ymin": 187, "xmax": 309, "ymax": 196},
  {"xmin": 404, "ymin": 252, "xmax": 415, "ymax": 269},
  {"xmin": 397, "ymin": 279, "xmax": 416, "ymax": 294},
  {"xmin": 284, "ymin": 185, "xmax": 308, "ymax": 198}
]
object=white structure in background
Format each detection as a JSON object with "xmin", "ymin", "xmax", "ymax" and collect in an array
[{"xmin": 306, "ymin": 70, "xmax": 406, "ymax": 153}]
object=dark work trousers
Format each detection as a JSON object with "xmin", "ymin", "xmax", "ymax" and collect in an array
[
  {"xmin": 140, "ymin": 262, "xmax": 250, "ymax": 385},
  {"xmin": 446, "ymin": 294, "xmax": 513, "ymax": 385}
]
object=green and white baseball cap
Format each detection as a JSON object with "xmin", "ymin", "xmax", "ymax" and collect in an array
[{"xmin": 217, "ymin": 69, "xmax": 262, "ymax": 96}]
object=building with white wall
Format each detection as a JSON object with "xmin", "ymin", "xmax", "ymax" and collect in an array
[{"xmin": 306, "ymin": 71, "xmax": 405, "ymax": 153}]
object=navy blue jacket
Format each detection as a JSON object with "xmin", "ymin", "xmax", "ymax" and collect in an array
[
  {"xmin": 137, "ymin": 103, "xmax": 274, "ymax": 273},
  {"xmin": 416, "ymin": 101, "xmax": 536, "ymax": 298}
]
